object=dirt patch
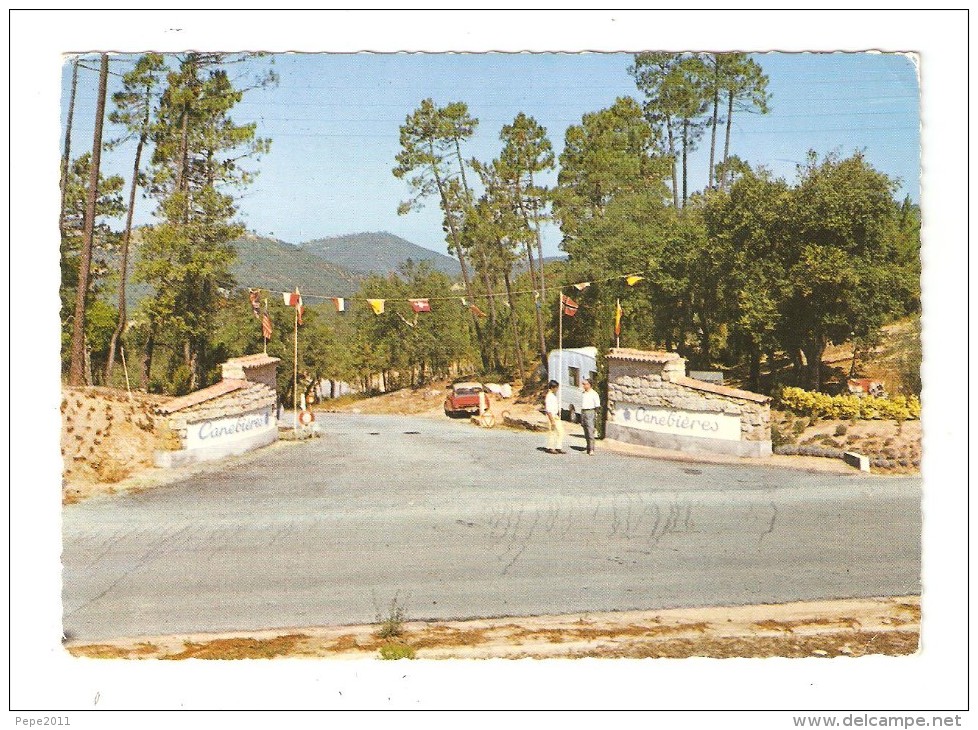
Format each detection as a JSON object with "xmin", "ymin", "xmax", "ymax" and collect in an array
[
  {"xmin": 66, "ymin": 595, "xmax": 919, "ymax": 661},
  {"xmin": 327, "ymin": 379, "xmax": 552, "ymax": 430},
  {"xmin": 325, "ymin": 384, "xmax": 451, "ymax": 417}
]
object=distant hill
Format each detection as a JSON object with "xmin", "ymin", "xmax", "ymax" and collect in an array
[
  {"xmin": 109, "ymin": 232, "xmax": 363, "ymax": 307},
  {"xmin": 231, "ymin": 234, "xmax": 362, "ymax": 297},
  {"xmin": 300, "ymin": 231, "xmax": 461, "ymax": 277}
]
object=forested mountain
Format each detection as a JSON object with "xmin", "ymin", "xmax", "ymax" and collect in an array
[
  {"xmin": 232, "ymin": 233, "xmax": 362, "ymax": 297},
  {"xmin": 300, "ymin": 231, "xmax": 461, "ymax": 277},
  {"xmin": 116, "ymin": 232, "xmax": 366, "ymax": 305}
]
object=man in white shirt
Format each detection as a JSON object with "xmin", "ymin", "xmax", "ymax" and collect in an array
[
  {"xmin": 544, "ymin": 379, "xmax": 565, "ymax": 454},
  {"xmin": 581, "ymin": 378, "xmax": 601, "ymax": 455}
]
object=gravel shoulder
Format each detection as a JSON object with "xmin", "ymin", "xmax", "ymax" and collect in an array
[{"xmin": 66, "ymin": 595, "xmax": 919, "ymax": 660}]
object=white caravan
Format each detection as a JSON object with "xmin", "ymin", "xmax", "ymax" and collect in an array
[{"xmin": 547, "ymin": 347, "xmax": 598, "ymax": 422}]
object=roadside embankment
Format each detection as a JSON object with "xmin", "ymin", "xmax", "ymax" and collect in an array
[{"xmin": 66, "ymin": 595, "xmax": 919, "ymax": 660}]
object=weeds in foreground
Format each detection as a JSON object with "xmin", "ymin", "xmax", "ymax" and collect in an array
[{"xmin": 375, "ymin": 594, "xmax": 407, "ymax": 640}]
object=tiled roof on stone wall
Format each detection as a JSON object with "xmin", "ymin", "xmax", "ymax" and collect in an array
[
  {"xmin": 606, "ymin": 348, "xmax": 681, "ymax": 364},
  {"xmin": 223, "ymin": 353, "xmax": 281, "ymax": 370},
  {"xmin": 155, "ymin": 379, "xmax": 250, "ymax": 415},
  {"xmin": 673, "ymin": 375, "xmax": 770, "ymax": 403}
]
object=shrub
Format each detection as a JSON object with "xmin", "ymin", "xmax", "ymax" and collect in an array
[
  {"xmin": 167, "ymin": 365, "xmax": 193, "ymax": 396},
  {"xmin": 375, "ymin": 595, "xmax": 406, "ymax": 640},
  {"xmin": 778, "ymin": 387, "xmax": 920, "ymax": 421},
  {"xmin": 834, "ymin": 424, "xmax": 848, "ymax": 437},
  {"xmin": 379, "ymin": 642, "xmax": 416, "ymax": 660},
  {"xmin": 771, "ymin": 422, "xmax": 792, "ymax": 448}
]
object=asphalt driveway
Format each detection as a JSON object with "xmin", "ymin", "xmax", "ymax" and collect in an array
[{"xmin": 62, "ymin": 413, "xmax": 921, "ymax": 641}]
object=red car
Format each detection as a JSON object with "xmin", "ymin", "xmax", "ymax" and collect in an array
[{"xmin": 444, "ymin": 382, "xmax": 489, "ymax": 417}]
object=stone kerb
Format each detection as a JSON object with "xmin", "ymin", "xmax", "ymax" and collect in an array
[{"xmin": 605, "ymin": 349, "xmax": 772, "ymax": 458}]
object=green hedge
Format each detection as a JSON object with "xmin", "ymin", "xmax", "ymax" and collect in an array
[{"xmin": 778, "ymin": 387, "xmax": 921, "ymax": 421}]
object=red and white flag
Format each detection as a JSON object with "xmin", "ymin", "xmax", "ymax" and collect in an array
[
  {"xmin": 283, "ymin": 289, "xmax": 303, "ymax": 324},
  {"xmin": 561, "ymin": 294, "xmax": 579, "ymax": 317},
  {"xmin": 409, "ymin": 298, "xmax": 431, "ymax": 313},
  {"xmin": 249, "ymin": 289, "xmax": 262, "ymax": 318},
  {"xmin": 333, "ymin": 297, "xmax": 346, "ymax": 313}
]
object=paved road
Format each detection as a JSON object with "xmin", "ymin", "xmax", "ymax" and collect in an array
[{"xmin": 63, "ymin": 413, "xmax": 921, "ymax": 641}]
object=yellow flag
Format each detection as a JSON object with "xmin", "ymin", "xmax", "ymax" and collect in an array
[
  {"xmin": 367, "ymin": 298, "xmax": 385, "ymax": 315},
  {"xmin": 626, "ymin": 275, "xmax": 644, "ymax": 286},
  {"xmin": 614, "ymin": 298, "xmax": 623, "ymax": 337}
]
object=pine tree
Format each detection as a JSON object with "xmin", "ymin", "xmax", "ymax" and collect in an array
[
  {"xmin": 68, "ymin": 53, "xmax": 110, "ymax": 386},
  {"xmin": 136, "ymin": 53, "xmax": 273, "ymax": 391},
  {"xmin": 104, "ymin": 54, "xmax": 166, "ymax": 382},
  {"xmin": 393, "ymin": 98, "xmax": 490, "ymax": 370}
]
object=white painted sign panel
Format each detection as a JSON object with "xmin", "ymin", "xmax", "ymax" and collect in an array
[
  {"xmin": 612, "ymin": 403, "xmax": 741, "ymax": 441},
  {"xmin": 186, "ymin": 408, "xmax": 276, "ymax": 450}
]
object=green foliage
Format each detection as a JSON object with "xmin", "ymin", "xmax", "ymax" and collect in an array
[
  {"xmin": 60, "ymin": 153, "xmax": 127, "ymax": 378},
  {"xmin": 553, "ymin": 97, "xmax": 670, "ymax": 243},
  {"xmin": 352, "ymin": 262, "xmax": 474, "ymax": 390},
  {"xmin": 168, "ymin": 364, "xmax": 193, "ymax": 396},
  {"xmin": 135, "ymin": 53, "xmax": 274, "ymax": 392},
  {"xmin": 778, "ymin": 387, "xmax": 920, "ymax": 421},
  {"xmin": 378, "ymin": 643, "xmax": 416, "ymax": 660}
]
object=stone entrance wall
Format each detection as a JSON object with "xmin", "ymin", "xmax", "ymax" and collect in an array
[
  {"xmin": 605, "ymin": 348, "xmax": 771, "ymax": 458},
  {"xmin": 154, "ymin": 354, "xmax": 280, "ymax": 468}
]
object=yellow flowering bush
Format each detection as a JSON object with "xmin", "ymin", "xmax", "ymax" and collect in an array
[{"xmin": 778, "ymin": 387, "xmax": 920, "ymax": 421}]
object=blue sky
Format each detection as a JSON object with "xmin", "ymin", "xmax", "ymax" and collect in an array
[{"xmin": 62, "ymin": 51, "xmax": 919, "ymax": 258}]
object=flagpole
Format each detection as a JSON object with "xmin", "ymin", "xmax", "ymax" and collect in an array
[
  {"xmin": 120, "ymin": 345, "xmax": 133, "ymax": 402},
  {"xmin": 616, "ymin": 298, "xmax": 621, "ymax": 348},
  {"xmin": 558, "ymin": 290, "xmax": 563, "ymax": 401},
  {"xmin": 293, "ymin": 299, "xmax": 298, "ymax": 433}
]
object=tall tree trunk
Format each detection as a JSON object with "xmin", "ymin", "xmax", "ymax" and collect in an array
[
  {"xmin": 106, "ymin": 124, "xmax": 149, "ymax": 381},
  {"xmin": 666, "ymin": 117, "xmax": 679, "ymax": 208},
  {"xmin": 428, "ymin": 143, "xmax": 487, "ymax": 371},
  {"xmin": 524, "ymin": 240, "xmax": 548, "ymax": 369},
  {"xmin": 513, "ymin": 182, "xmax": 549, "ymax": 367},
  {"xmin": 68, "ymin": 53, "xmax": 109, "ymax": 386},
  {"xmin": 59, "ymin": 59, "xmax": 79, "ymax": 239},
  {"xmin": 722, "ymin": 89, "xmax": 734, "ymax": 189},
  {"xmin": 502, "ymin": 269, "xmax": 526, "ymax": 380},
  {"xmin": 697, "ymin": 304, "xmax": 712, "ymax": 364},
  {"xmin": 142, "ymin": 324, "xmax": 156, "ymax": 389},
  {"xmin": 708, "ymin": 60, "xmax": 720, "ymax": 190},
  {"xmin": 527, "ymin": 171, "xmax": 547, "ymax": 302},
  {"xmin": 749, "ymin": 342, "xmax": 761, "ymax": 393},
  {"xmin": 681, "ymin": 120, "xmax": 689, "ymax": 208},
  {"xmin": 477, "ymin": 259, "xmax": 501, "ymax": 371},
  {"xmin": 804, "ymin": 339, "xmax": 826, "ymax": 392}
]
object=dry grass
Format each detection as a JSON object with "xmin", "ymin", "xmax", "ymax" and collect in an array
[
  {"xmin": 753, "ymin": 617, "xmax": 862, "ymax": 633},
  {"xmin": 409, "ymin": 625, "xmax": 491, "ymax": 649},
  {"xmin": 161, "ymin": 634, "xmax": 310, "ymax": 660},
  {"xmin": 69, "ymin": 642, "xmax": 159, "ymax": 659},
  {"xmin": 66, "ymin": 598, "xmax": 920, "ymax": 661},
  {"xmin": 895, "ymin": 602, "xmax": 922, "ymax": 622},
  {"xmin": 572, "ymin": 631, "xmax": 919, "ymax": 659}
]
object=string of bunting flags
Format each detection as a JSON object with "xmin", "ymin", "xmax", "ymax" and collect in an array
[
  {"xmin": 243, "ymin": 271, "xmax": 646, "ymax": 426},
  {"xmin": 240, "ymin": 271, "xmax": 647, "ymax": 343}
]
